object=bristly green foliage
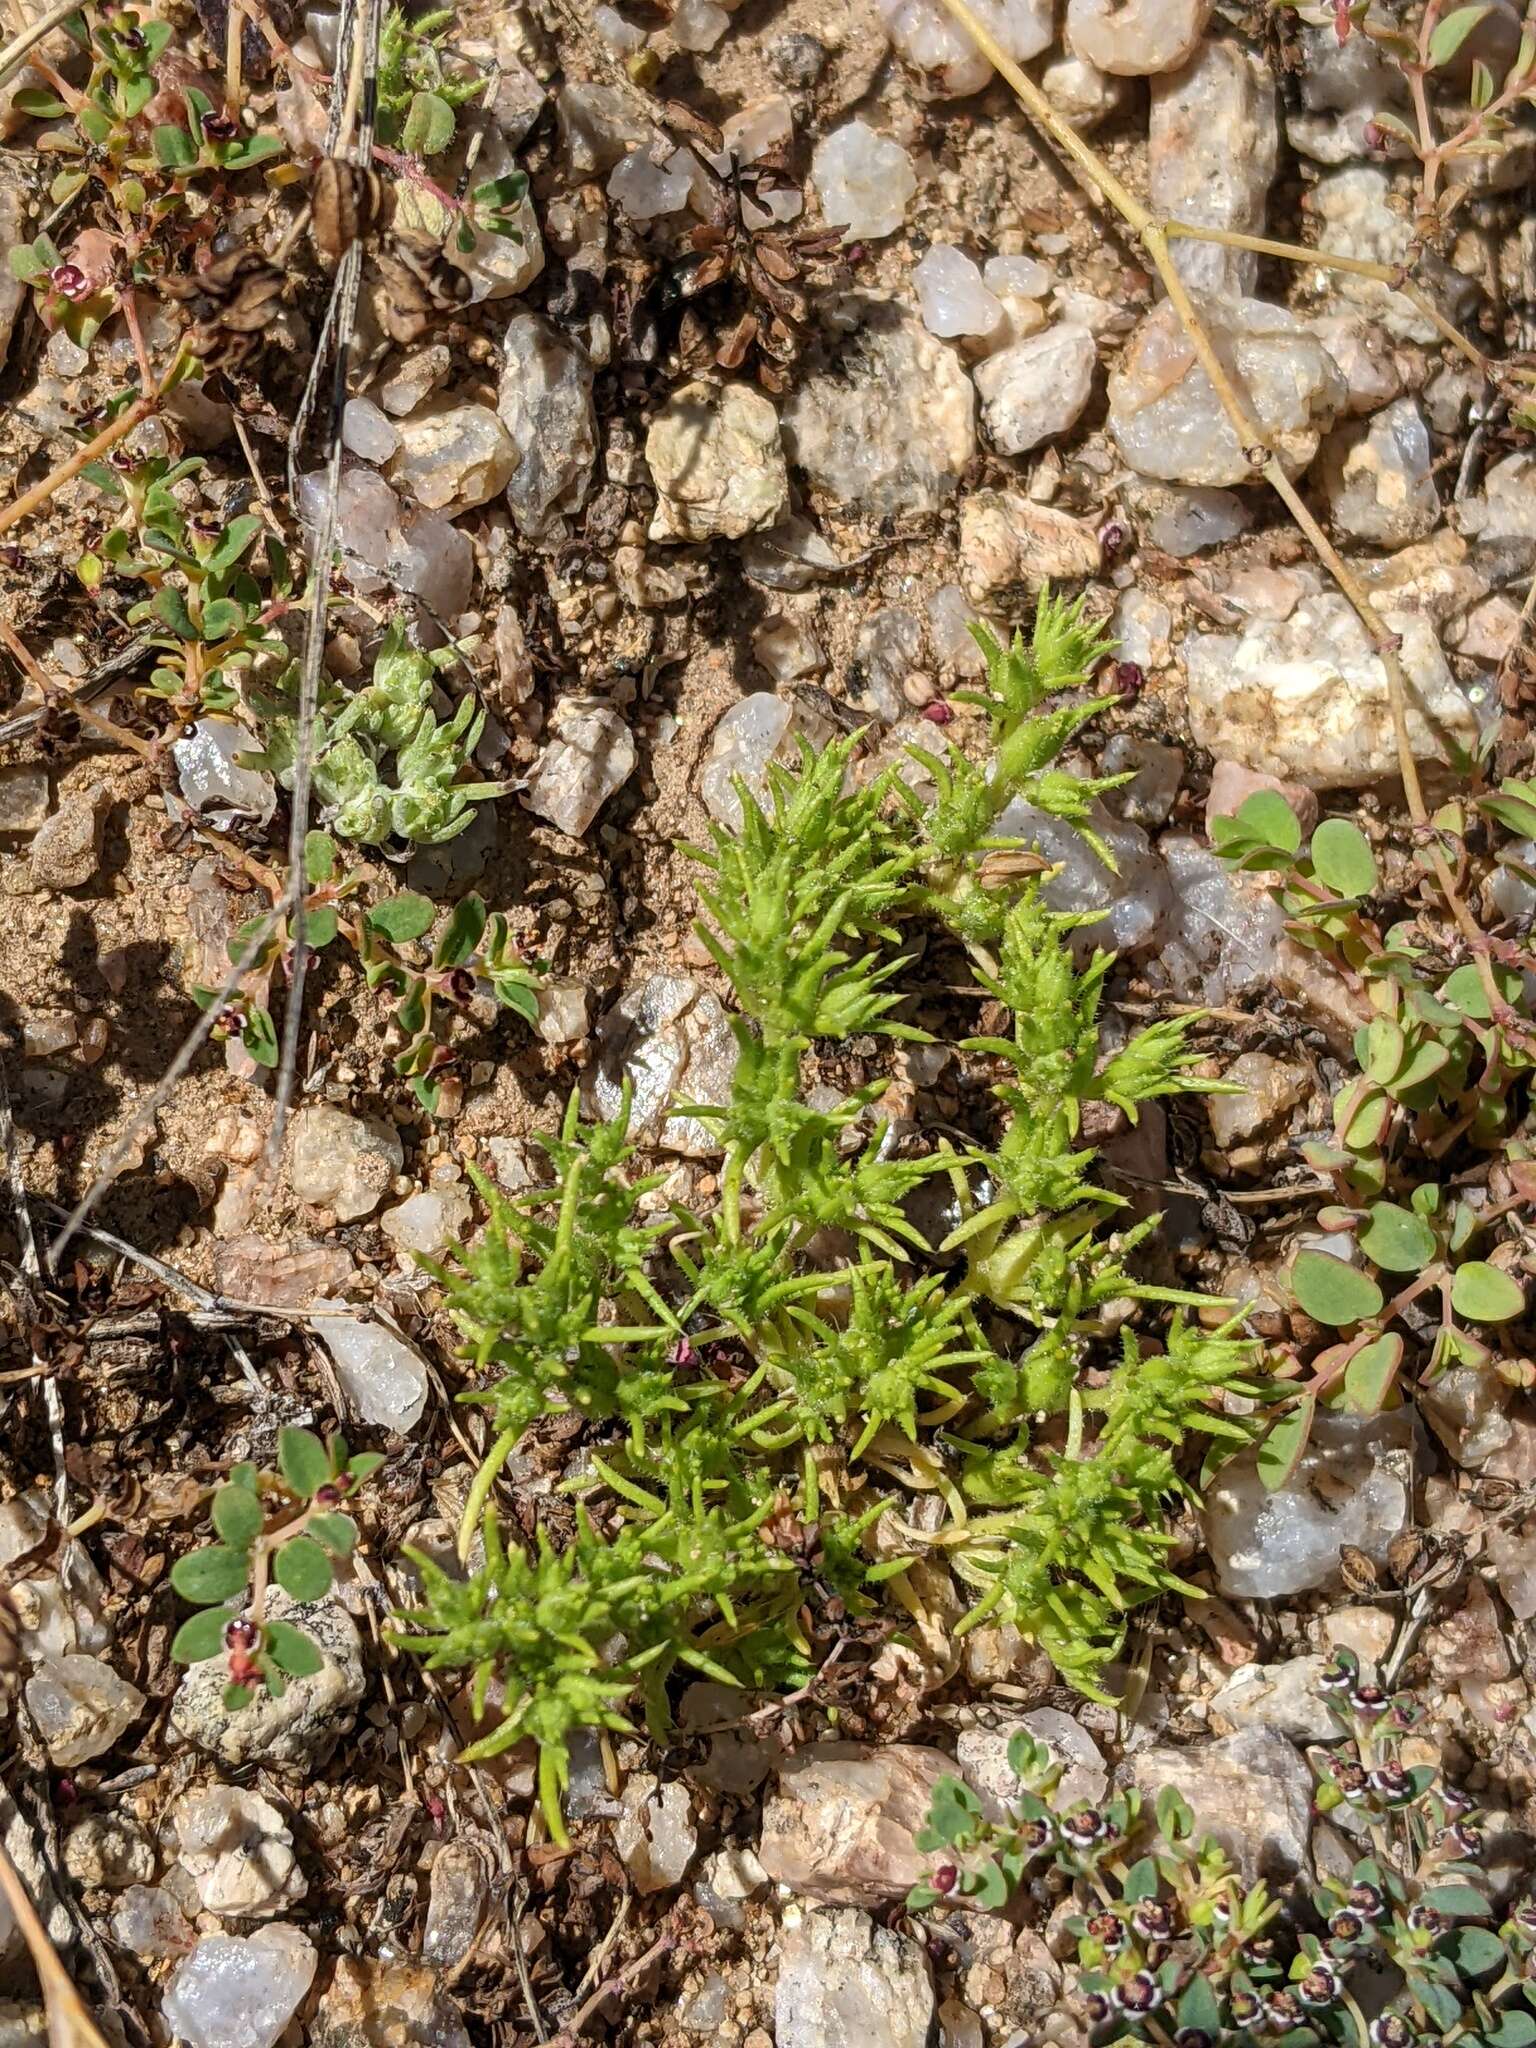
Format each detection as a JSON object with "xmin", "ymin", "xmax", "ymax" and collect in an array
[
  {"xmin": 398, "ymin": 593, "xmax": 1262, "ymax": 1835},
  {"xmin": 910, "ymin": 1649, "xmax": 1536, "ymax": 2048}
]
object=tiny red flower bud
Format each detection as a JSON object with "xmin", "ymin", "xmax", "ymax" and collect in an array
[
  {"xmin": 1363, "ymin": 121, "xmax": 1385, "ymax": 151},
  {"xmin": 921, "ymin": 700, "xmax": 954, "ymax": 725},
  {"xmin": 49, "ymin": 263, "xmax": 90, "ymax": 301},
  {"xmin": 313, "ymin": 1483, "xmax": 343, "ymax": 1507},
  {"xmin": 1114, "ymin": 660, "xmax": 1144, "ymax": 697},
  {"xmin": 224, "ymin": 1617, "xmax": 259, "ymax": 1651},
  {"xmin": 201, "ymin": 110, "xmax": 239, "ymax": 140},
  {"xmin": 1098, "ymin": 519, "xmax": 1129, "ymax": 555},
  {"xmin": 933, "ymin": 1863, "xmax": 958, "ymax": 1894}
]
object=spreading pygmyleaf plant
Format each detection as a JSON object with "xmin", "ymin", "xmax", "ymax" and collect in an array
[
  {"xmin": 396, "ymin": 596, "xmax": 1266, "ymax": 1839},
  {"xmin": 170, "ymin": 1427, "xmax": 381, "ymax": 1710},
  {"xmin": 910, "ymin": 1649, "xmax": 1536, "ymax": 2048},
  {"xmin": 1213, "ymin": 788, "xmax": 1535, "ymax": 1481}
]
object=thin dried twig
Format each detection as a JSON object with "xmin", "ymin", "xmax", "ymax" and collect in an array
[
  {"xmin": 0, "ymin": 1832, "xmax": 111, "ymax": 2048},
  {"xmin": 0, "ymin": 0, "xmax": 83, "ymax": 89}
]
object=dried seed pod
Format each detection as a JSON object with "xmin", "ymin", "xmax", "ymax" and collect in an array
[{"xmin": 310, "ymin": 160, "xmax": 396, "ymax": 269}]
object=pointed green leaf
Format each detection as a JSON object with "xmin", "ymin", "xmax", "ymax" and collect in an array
[
  {"xmin": 1256, "ymin": 1396, "xmax": 1316, "ymax": 1491},
  {"xmin": 1341, "ymin": 1332, "xmax": 1404, "ymax": 1414},
  {"xmin": 1428, "ymin": 3, "xmax": 1492, "ymax": 66}
]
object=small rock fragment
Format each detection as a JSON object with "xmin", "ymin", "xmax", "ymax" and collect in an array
[
  {"xmin": 63, "ymin": 1814, "xmax": 156, "ymax": 1891},
  {"xmin": 316, "ymin": 1304, "xmax": 431, "ymax": 1433},
  {"xmin": 775, "ymin": 1908, "xmax": 935, "ymax": 2048},
  {"xmin": 1318, "ymin": 396, "xmax": 1439, "ymax": 546},
  {"xmin": 309, "ymin": 1957, "xmax": 471, "ymax": 2048},
  {"xmin": 811, "ymin": 120, "xmax": 917, "ymax": 242},
  {"xmin": 1312, "ymin": 311, "xmax": 1404, "ymax": 416},
  {"xmin": 171, "ymin": 1592, "xmax": 365, "ymax": 1768},
  {"xmin": 1101, "ymin": 735, "xmax": 1183, "ymax": 825},
  {"xmin": 498, "ymin": 312, "xmax": 597, "ymax": 541},
  {"xmin": 113, "ymin": 1885, "xmax": 196, "ymax": 1960},
  {"xmin": 0, "ymin": 769, "xmax": 50, "ymax": 834},
  {"xmin": 1067, "ymin": 0, "xmax": 1213, "ymax": 74},
  {"xmin": 386, "ymin": 401, "xmax": 519, "ymax": 516},
  {"xmin": 646, "ymin": 381, "xmax": 789, "ymax": 543},
  {"xmin": 958, "ymin": 1709, "xmax": 1108, "ymax": 1822},
  {"xmin": 758, "ymin": 1743, "xmax": 953, "ymax": 1904},
  {"xmin": 26, "ymin": 787, "xmax": 107, "ymax": 893},
  {"xmin": 380, "ymin": 347, "xmax": 451, "ymax": 417},
  {"xmin": 173, "ymin": 1787, "xmax": 306, "ymax": 1918},
  {"xmin": 388, "ymin": 513, "xmax": 474, "ymax": 618},
  {"xmin": 1204, "ymin": 1051, "xmax": 1309, "ymax": 1149},
  {"xmin": 959, "ymin": 490, "xmax": 1102, "ymax": 600},
  {"xmin": 584, "ymin": 974, "xmax": 738, "ymax": 1155},
  {"xmin": 287, "ymin": 1104, "xmax": 403, "ymax": 1222},
  {"xmin": 1135, "ymin": 482, "xmax": 1253, "ymax": 556},
  {"xmin": 1183, "ymin": 593, "xmax": 1478, "ymax": 788},
  {"xmin": 422, "ymin": 1844, "xmax": 488, "ymax": 1968},
  {"xmin": 974, "ymin": 323, "xmax": 1097, "ymax": 455},
  {"xmin": 876, "ymin": 0, "xmax": 1052, "ymax": 97},
  {"xmin": 1109, "ymin": 296, "xmax": 1345, "ymax": 485},
  {"xmin": 615, "ymin": 1775, "xmax": 697, "ymax": 1893},
  {"xmin": 1210, "ymin": 1654, "xmax": 1340, "ymax": 1743},
  {"xmin": 672, "ymin": 0, "xmax": 729, "ymax": 50},
  {"xmin": 739, "ymin": 513, "xmax": 844, "ymax": 589},
  {"xmin": 380, "ymin": 1187, "xmax": 473, "ymax": 1259},
  {"xmin": 610, "ymin": 145, "xmax": 695, "ymax": 220},
  {"xmin": 999, "ymin": 798, "xmax": 1172, "ymax": 953},
  {"xmin": 852, "ymin": 608, "xmax": 924, "ymax": 724},
  {"xmin": 1128, "ymin": 1728, "xmax": 1314, "ymax": 1884},
  {"xmin": 699, "ymin": 693, "xmax": 836, "ymax": 829},
  {"xmin": 25, "ymin": 1653, "xmax": 143, "ymax": 1766},
  {"xmin": 928, "ymin": 584, "xmax": 990, "ymax": 674},
  {"xmin": 556, "ymin": 83, "xmax": 651, "ymax": 175},
  {"xmin": 522, "ymin": 696, "xmax": 636, "ymax": 836},
  {"xmin": 1149, "ymin": 39, "xmax": 1278, "ymax": 296},
  {"xmin": 1309, "ymin": 166, "xmax": 1474, "ymax": 344},
  {"xmin": 1204, "ymin": 1408, "xmax": 1416, "ymax": 1598},
  {"xmin": 535, "ymin": 980, "xmax": 591, "ymax": 1045},
  {"xmin": 162, "ymin": 1925, "xmax": 318, "ymax": 2048},
  {"xmin": 1038, "ymin": 50, "xmax": 1130, "ymax": 127},
  {"xmin": 784, "ymin": 297, "xmax": 976, "ymax": 519},
  {"xmin": 913, "ymin": 245, "xmax": 1003, "ymax": 339},
  {"xmin": 174, "ymin": 719, "xmax": 276, "ymax": 830},
  {"xmin": 342, "ymin": 397, "xmax": 400, "ymax": 463}
]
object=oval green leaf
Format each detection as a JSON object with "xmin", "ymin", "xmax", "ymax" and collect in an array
[
  {"xmin": 264, "ymin": 1619, "xmax": 325, "ymax": 1678},
  {"xmin": 1312, "ymin": 818, "xmax": 1379, "ymax": 899},
  {"xmin": 1358, "ymin": 1202, "xmax": 1437, "ymax": 1273},
  {"xmin": 277, "ymin": 1425, "xmax": 333, "ymax": 1499},
  {"xmin": 1341, "ymin": 1332, "xmax": 1404, "ymax": 1414},
  {"xmin": 402, "ymin": 88, "xmax": 456, "ymax": 156},
  {"xmin": 170, "ymin": 1543, "xmax": 250, "ymax": 1606},
  {"xmin": 308, "ymin": 1512, "xmax": 357, "ymax": 1556},
  {"xmin": 211, "ymin": 1483, "xmax": 263, "ymax": 1549},
  {"xmin": 1427, "ymin": 2, "xmax": 1492, "ymax": 66},
  {"xmin": 273, "ymin": 1535, "xmax": 333, "ymax": 1603},
  {"xmin": 366, "ymin": 893, "xmax": 435, "ymax": 944},
  {"xmin": 171, "ymin": 1607, "xmax": 234, "ymax": 1662},
  {"xmin": 1292, "ymin": 1250, "xmax": 1384, "ymax": 1327},
  {"xmin": 1450, "ymin": 1260, "xmax": 1525, "ymax": 1324}
]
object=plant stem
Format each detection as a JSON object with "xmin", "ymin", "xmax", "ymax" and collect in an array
[{"xmin": 457, "ymin": 1426, "xmax": 518, "ymax": 1562}]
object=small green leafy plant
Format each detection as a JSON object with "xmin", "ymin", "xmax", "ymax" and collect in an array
[
  {"xmin": 202, "ymin": 828, "xmax": 538, "ymax": 1107},
  {"xmin": 912, "ymin": 1647, "xmax": 1536, "ymax": 2048},
  {"xmin": 77, "ymin": 450, "xmax": 293, "ymax": 714},
  {"xmin": 242, "ymin": 621, "xmax": 506, "ymax": 848},
  {"xmin": 396, "ymin": 598, "xmax": 1265, "ymax": 1836},
  {"xmin": 170, "ymin": 1426, "xmax": 381, "ymax": 1709},
  {"xmin": 1212, "ymin": 788, "xmax": 1532, "ymax": 1482},
  {"xmin": 7, "ymin": 8, "xmax": 283, "ymax": 353}
]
